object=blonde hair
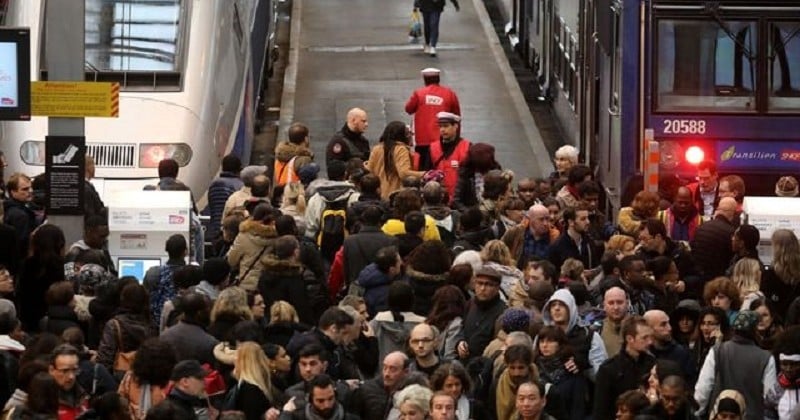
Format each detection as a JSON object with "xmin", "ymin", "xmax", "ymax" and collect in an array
[
  {"xmin": 281, "ymin": 182, "xmax": 306, "ymax": 213},
  {"xmin": 772, "ymin": 229, "xmax": 800, "ymax": 286},
  {"xmin": 560, "ymin": 258, "xmax": 585, "ymax": 281},
  {"xmin": 269, "ymin": 301, "xmax": 299, "ymax": 324},
  {"xmin": 607, "ymin": 235, "xmax": 635, "ymax": 254},
  {"xmin": 732, "ymin": 258, "xmax": 762, "ymax": 298},
  {"xmin": 480, "ymin": 240, "xmax": 516, "ymax": 267},
  {"xmin": 233, "ymin": 342, "xmax": 275, "ymax": 402},
  {"xmin": 211, "ymin": 287, "xmax": 253, "ymax": 322}
]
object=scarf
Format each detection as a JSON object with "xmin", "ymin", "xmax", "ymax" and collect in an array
[
  {"xmin": 496, "ymin": 369, "xmax": 519, "ymax": 420},
  {"xmin": 305, "ymin": 403, "xmax": 345, "ymax": 420},
  {"xmin": 536, "ymin": 354, "xmax": 568, "ymax": 385}
]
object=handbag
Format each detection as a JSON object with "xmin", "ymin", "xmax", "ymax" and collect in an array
[
  {"xmin": 409, "ymin": 9, "xmax": 422, "ymax": 41},
  {"xmin": 112, "ymin": 319, "xmax": 137, "ymax": 372}
]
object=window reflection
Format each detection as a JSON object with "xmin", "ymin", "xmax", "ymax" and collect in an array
[
  {"xmin": 769, "ymin": 22, "xmax": 800, "ymax": 110},
  {"xmin": 84, "ymin": 0, "xmax": 182, "ymax": 72},
  {"xmin": 656, "ymin": 20, "xmax": 757, "ymax": 112}
]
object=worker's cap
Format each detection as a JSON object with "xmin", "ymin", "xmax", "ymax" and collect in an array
[
  {"xmin": 436, "ymin": 112, "xmax": 461, "ymax": 124},
  {"xmin": 421, "ymin": 67, "xmax": 441, "ymax": 76}
]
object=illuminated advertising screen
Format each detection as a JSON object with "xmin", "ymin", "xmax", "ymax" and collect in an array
[{"xmin": 0, "ymin": 27, "xmax": 30, "ymax": 121}]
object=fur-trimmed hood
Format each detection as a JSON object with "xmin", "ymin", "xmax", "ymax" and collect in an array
[
  {"xmin": 239, "ymin": 220, "xmax": 278, "ymax": 240},
  {"xmin": 260, "ymin": 256, "xmax": 303, "ymax": 275},
  {"xmin": 275, "ymin": 141, "xmax": 313, "ymax": 163},
  {"xmin": 405, "ymin": 267, "xmax": 448, "ymax": 283}
]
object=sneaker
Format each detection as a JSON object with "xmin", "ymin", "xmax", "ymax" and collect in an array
[
  {"xmin": 423, "ymin": 44, "xmax": 430, "ymax": 54},
  {"xmin": 429, "ymin": 46, "xmax": 437, "ymax": 56}
]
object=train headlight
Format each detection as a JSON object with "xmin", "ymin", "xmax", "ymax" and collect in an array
[
  {"xmin": 685, "ymin": 146, "xmax": 705, "ymax": 165},
  {"xmin": 20, "ymin": 141, "xmax": 46, "ymax": 166},
  {"xmin": 139, "ymin": 144, "xmax": 193, "ymax": 168}
]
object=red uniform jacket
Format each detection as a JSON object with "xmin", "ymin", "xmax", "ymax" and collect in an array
[
  {"xmin": 430, "ymin": 138, "xmax": 471, "ymax": 202},
  {"xmin": 405, "ymin": 84, "xmax": 461, "ymax": 147}
]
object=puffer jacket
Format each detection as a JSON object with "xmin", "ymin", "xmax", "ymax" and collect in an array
[
  {"xmin": 258, "ymin": 256, "xmax": 315, "ymax": 326},
  {"xmin": 227, "ymin": 220, "xmax": 278, "ymax": 290},
  {"xmin": 406, "ymin": 268, "xmax": 448, "ymax": 317},
  {"xmin": 356, "ymin": 263, "xmax": 394, "ymax": 317}
]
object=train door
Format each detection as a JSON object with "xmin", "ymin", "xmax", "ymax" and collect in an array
[
  {"xmin": 579, "ymin": 0, "xmax": 594, "ymax": 162},
  {"xmin": 595, "ymin": 1, "xmax": 623, "ymax": 212},
  {"xmin": 533, "ymin": 0, "xmax": 554, "ymax": 89}
]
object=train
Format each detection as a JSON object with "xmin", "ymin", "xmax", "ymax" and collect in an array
[
  {"xmin": 0, "ymin": 0, "xmax": 280, "ymax": 203},
  {"xmin": 502, "ymin": 0, "xmax": 800, "ymax": 213}
]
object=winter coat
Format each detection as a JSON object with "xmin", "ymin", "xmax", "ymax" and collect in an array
[
  {"xmin": 762, "ymin": 267, "xmax": 800, "ymax": 321},
  {"xmin": 453, "ymin": 166, "xmax": 500, "ymax": 212},
  {"xmin": 227, "ymin": 220, "xmax": 278, "ymax": 291},
  {"xmin": 370, "ymin": 311, "xmax": 426, "ymax": 362},
  {"xmin": 438, "ymin": 317, "xmax": 463, "ymax": 361},
  {"xmin": 501, "ymin": 224, "xmax": 560, "ymax": 269},
  {"xmin": 96, "ymin": 312, "xmax": 152, "ymax": 372},
  {"xmin": 542, "ymin": 289, "xmax": 608, "ymax": 375},
  {"xmin": 404, "ymin": 83, "xmax": 461, "ymax": 147},
  {"xmin": 593, "ymin": 348, "xmax": 656, "ymax": 420},
  {"xmin": 303, "ymin": 182, "xmax": 359, "ymax": 244},
  {"xmin": 347, "ymin": 377, "xmax": 391, "ymax": 420},
  {"xmin": 17, "ymin": 257, "xmax": 65, "ymax": 332},
  {"xmin": 160, "ymin": 321, "xmax": 219, "ymax": 365},
  {"xmin": 549, "ymin": 231, "xmax": 598, "ymax": 272},
  {"xmin": 2, "ymin": 199, "xmax": 37, "ymax": 256},
  {"xmin": 207, "ymin": 172, "xmax": 244, "ymax": 240},
  {"xmin": 326, "ymin": 124, "xmax": 370, "ymax": 167},
  {"xmin": 463, "ymin": 295, "xmax": 507, "ymax": 360},
  {"xmin": 233, "ymin": 380, "xmax": 275, "ymax": 420},
  {"xmin": 356, "ymin": 263, "xmax": 394, "ymax": 317},
  {"xmin": 41, "ymin": 305, "xmax": 83, "ymax": 337},
  {"xmin": 56, "ymin": 386, "xmax": 89, "ymax": 420},
  {"xmin": 430, "ymin": 138, "xmax": 471, "ymax": 201},
  {"xmin": 690, "ymin": 215, "xmax": 736, "ymax": 281},
  {"xmin": 117, "ymin": 371, "xmax": 167, "ymax": 420},
  {"xmin": 263, "ymin": 322, "xmax": 310, "ymax": 349},
  {"xmin": 222, "ymin": 186, "xmax": 252, "ymax": 220},
  {"xmin": 406, "ymin": 267, "xmax": 448, "ymax": 316},
  {"xmin": 367, "ymin": 143, "xmax": 425, "ymax": 200},
  {"xmin": 0, "ymin": 224, "xmax": 19, "ymax": 276},
  {"xmin": 258, "ymin": 257, "xmax": 315, "ymax": 326},
  {"xmin": 343, "ymin": 226, "xmax": 398, "ymax": 289},
  {"xmin": 423, "ymin": 205, "xmax": 460, "ymax": 247},
  {"xmin": 208, "ymin": 312, "xmax": 250, "ymax": 343}
]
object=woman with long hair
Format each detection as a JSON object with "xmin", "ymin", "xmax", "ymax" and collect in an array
[
  {"xmin": 6, "ymin": 372, "xmax": 59, "ymax": 419},
  {"xmin": 231, "ymin": 342, "xmax": 281, "ymax": 420},
  {"xmin": 429, "ymin": 362, "xmax": 490, "ymax": 420},
  {"xmin": 17, "ymin": 224, "xmax": 66, "ymax": 331},
  {"xmin": 97, "ymin": 283, "xmax": 153, "ymax": 378},
  {"xmin": 480, "ymin": 240, "xmax": 525, "ymax": 301},
  {"xmin": 749, "ymin": 298, "xmax": 783, "ymax": 350},
  {"xmin": 426, "ymin": 285, "xmax": 466, "ymax": 361},
  {"xmin": 533, "ymin": 325, "xmax": 588, "ymax": 420},
  {"xmin": 452, "ymin": 142, "xmax": 502, "ymax": 212},
  {"xmin": 692, "ymin": 306, "xmax": 730, "ymax": 377},
  {"xmin": 762, "ymin": 229, "xmax": 800, "ymax": 317},
  {"xmin": 733, "ymin": 258, "xmax": 765, "ymax": 310},
  {"xmin": 117, "ymin": 338, "xmax": 177, "ymax": 419},
  {"xmin": 367, "ymin": 121, "xmax": 425, "ymax": 200},
  {"xmin": 208, "ymin": 287, "xmax": 253, "ymax": 343}
]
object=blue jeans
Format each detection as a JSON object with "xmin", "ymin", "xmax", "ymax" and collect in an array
[{"xmin": 422, "ymin": 10, "xmax": 441, "ymax": 47}]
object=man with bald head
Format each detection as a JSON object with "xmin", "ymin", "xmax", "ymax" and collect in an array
[
  {"xmin": 326, "ymin": 108, "xmax": 370, "ymax": 167},
  {"xmin": 408, "ymin": 323, "xmax": 441, "ymax": 377},
  {"xmin": 599, "ymin": 287, "xmax": 629, "ymax": 357},
  {"xmin": 657, "ymin": 186, "xmax": 703, "ymax": 242},
  {"xmin": 502, "ymin": 204, "xmax": 557, "ymax": 268},
  {"xmin": 644, "ymin": 309, "xmax": 695, "ymax": 381},
  {"xmin": 690, "ymin": 196, "xmax": 738, "ymax": 282},
  {"xmin": 348, "ymin": 351, "xmax": 409, "ymax": 419}
]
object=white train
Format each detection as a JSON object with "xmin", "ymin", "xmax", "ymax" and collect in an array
[{"xmin": 0, "ymin": 0, "xmax": 276, "ymax": 203}]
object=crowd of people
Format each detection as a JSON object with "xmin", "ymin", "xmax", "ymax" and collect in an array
[{"xmin": 0, "ymin": 68, "xmax": 800, "ymax": 420}]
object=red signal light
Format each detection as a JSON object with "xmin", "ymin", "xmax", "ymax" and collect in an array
[{"xmin": 685, "ymin": 146, "xmax": 705, "ymax": 165}]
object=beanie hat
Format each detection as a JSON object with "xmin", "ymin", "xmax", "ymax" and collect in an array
[
  {"xmin": 732, "ymin": 310, "xmax": 759, "ymax": 333},
  {"xmin": 501, "ymin": 308, "xmax": 531, "ymax": 333},
  {"xmin": 716, "ymin": 398, "xmax": 741, "ymax": 415},
  {"xmin": 776, "ymin": 176, "xmax": 799, "ymax": 197}
]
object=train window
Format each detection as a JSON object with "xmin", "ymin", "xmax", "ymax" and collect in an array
[
  {"xmin": 0, "ymin": 0, "xmax": 7, "ymax": 26},
  {"xmin": 80, "ymin": 0, "xmax": 184, "ymax": 73},
  {"xmin": 768, "ymin": 22, "xmax": 800, "ymax": 111},
  {"xmin": 655, "ymin": 19, "xmax": 757, "ymax": 112}
]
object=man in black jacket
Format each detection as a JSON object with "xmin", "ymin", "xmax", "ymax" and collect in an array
[
  {"xmin": 593, "ymin": 315, "xmax": 656, "ymax": 420},
  {"xmin": 457, "ymin": 266, "xmax": 507, "ymax": 360},
  {"xmin": 281, "ymin": 374, "xmax": 359, "ymax": 420},
  {"xmin": 3, "ymin": 173, "xmax": 38, "ymax": 257},
  {"xmin": 645, "ymin": 309, "xmax": 695, "ymax": 383},
  {"xmin": 326, "ymin": 108, "xmax": 370, "ymax": 167},
  {"xmin": 690, "ymin": 197, "xmax": 738, "ymax": 282},
  {"xmin": 343, "ymin": 205, "xmax": 398, "ymax": 296},
  {"xmin": 286, "ymin": 307, "xmax": 355, "ymax": 381},
  {"xmin": 347, "ymin": 351, "xmax": 408, "ymax": 419},
  {"xmin": 549, "ymin": 203, "xmax": 598, "ymax": 271}
]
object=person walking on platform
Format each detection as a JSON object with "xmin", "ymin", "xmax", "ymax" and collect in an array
[
  {"xmin": 429, "ymin": 112, "xmax": 470, "ymax": 203},
  {"xmin": 326, "ymin": 108, "xmax": 370, "ymax": 168},
  {"xmin": 405, "ymin": 68, "xmax": 461, "ymax": 170},
  {"xmin": 416, "ymin": 0, "xmax": 460, "ymax": 57}
]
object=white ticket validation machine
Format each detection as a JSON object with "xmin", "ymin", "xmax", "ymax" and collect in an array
[{"xmin": 107, "ymin": 190, "xmax": 191, "ymax": 281}]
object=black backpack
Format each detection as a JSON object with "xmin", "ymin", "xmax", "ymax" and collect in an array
[{"xmin": 317, "ymin": 194, "xmax": 352, "ymax": 260}]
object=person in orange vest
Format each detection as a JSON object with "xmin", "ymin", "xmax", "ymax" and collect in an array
[
  {"xmin": 405, "ymin": 68, "xmax": 461, "ymax": 170},
  {"xmin": 429, "ymin": 112, "xmax": 470, "ymax": 203},
  {"xmin": 273, "ymin": 123, "xmax": 313, "ymax": 203}
]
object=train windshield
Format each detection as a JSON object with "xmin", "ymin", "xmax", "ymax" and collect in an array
[
  {"xmin": 656, "ymin": 19, "xmax": 757, "ymax": 112},
  {"xmin": 768, "ymin": 22, "xmax": 800, "ymax": 111},
  {"xmin": 84, "ymin": 0, "xmax": 184, "ymax": 72}
]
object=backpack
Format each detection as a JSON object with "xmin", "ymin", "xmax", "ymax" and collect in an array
[
  {"xmin": 317, "ymin": 194, "xmax": 352, "ymax": 261},
  {"xmin": 433, "ymin": 214, "xmax": 457, "ymax": 247},
  {"xmin": 149, "ymin": 266, "xmax": 176, "ymax": 328}
]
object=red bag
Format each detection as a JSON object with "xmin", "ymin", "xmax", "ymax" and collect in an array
[{"xmin": 164, "ymin": 364, "xmax": 226, "ymax": 397}]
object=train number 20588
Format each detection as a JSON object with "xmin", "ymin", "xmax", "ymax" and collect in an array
[{"xmin": 662, "ymin": 119, "xmax": 707, "ymax": 135}]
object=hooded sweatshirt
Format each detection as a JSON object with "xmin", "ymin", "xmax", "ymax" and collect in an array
[{"xmin": 541, "ymin": 289, "xmax": 607, "ymax": 377}]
